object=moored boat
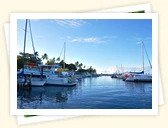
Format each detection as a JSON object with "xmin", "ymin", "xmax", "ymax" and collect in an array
[
  {"xmin": 30, "ymin": 76, "xmax": 46, "ymax": 86},
  {"xmin": 125, "ymin": 74, "xmax": 152, "ymax": 82},
  {"xmin": 45, "ymin": 72, "xmax": 77, "ymax": 87},
  {"xmin": 125, "ymin": 41, "xmax": 152, "ymax": 83}
]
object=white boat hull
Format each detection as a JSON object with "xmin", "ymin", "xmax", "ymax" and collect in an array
[
  {"xmin": 125, "ymin": 74, "xmax": 152, "ymax": 82},
  {"xmin": 31, "ymin": 78, "xmax": 46, "ymax": 86},
  {"xmin": 45, "ymin": 76, "xmax": 76, "ymax": 87}
]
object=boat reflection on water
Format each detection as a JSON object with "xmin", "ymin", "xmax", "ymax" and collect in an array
[
  {"xmin": 124, "ymin": 81, "xmax": 152, "ymax": 108},
  {"xmin": 18, "ymin": 87, "xmax": 45, "ymax": 109},
  {"xmin": 124, "ymin": 81, "xmax": 151, "ymax": 94},
  {"xmin": 43, "ymin": 86, "xmax": 76, "ymax": 102},
  {"xmin": 17, "ymin": 86, "xmax": 78, "ymax": 109},
  {"xmin": 17, "ymin": 76, "xmax": 152, "ymax": 109}
]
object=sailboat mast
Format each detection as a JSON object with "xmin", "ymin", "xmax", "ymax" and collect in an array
[
  {"xmin": 28, "ymin": 20, "xmax": 36, "ymax": 56},
  {"xmin": 22, "ymin": 19, "xmax": 28, "ymax": 74},
  {"xmin": 23, "ymin": 19, "xmax": 28, "ymax": 56},
  {"xmin": 142, "ymin": 41, "xmax": 144, "ymax": 72},
  {"xmin": 63, "ymin": 42, "xmax": 66, "ymax": 69}
]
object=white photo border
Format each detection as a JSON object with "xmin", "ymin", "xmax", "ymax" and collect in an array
[
  {"xmin": 10, "ymin": 13, "xmax": 158, "ymax": 115},
  {"xmin": 89, "ymin": 3, "xmax": 151, "ymax": 13}
]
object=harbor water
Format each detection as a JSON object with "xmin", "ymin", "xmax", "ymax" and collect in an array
[{"xmin": 17, "ymin": 76, "xmax": 152, "ymax": 109}]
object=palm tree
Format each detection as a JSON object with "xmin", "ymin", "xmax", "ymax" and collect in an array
[
  {"xmin": 56, "ymin": 57, "xmax": 60, "ymax": 62},
  {"xmin": 41, "ymin": 53, "xmax": 48, "ymax": 61},
  {"xmin": 46, "ymin": 57, "xmax": 56, "ymax": 65},
  {"xmin": 88, "ymin": 66, "xmax": 93, "ymax": 73},
  {"xmin": 78, "ymin": 63, "xmax": 83, "ymax": 69},
  {"xmin": 53, "ymin": 57, "xmax": 56, "ymax": 63},
  {"xmin": 34, "ymin": 51, "xmax": 39, "ymax": 57},
  {"xmin": 19, "ymin": 52, "xmax": 24, "ymax": 56},
  {"xmin": 33, "ymin": 51, "xmax": 42, "ymax": 64},
  {"xmin": 75, "ymin": 61, "xmax": 79, "ymax": 69}
]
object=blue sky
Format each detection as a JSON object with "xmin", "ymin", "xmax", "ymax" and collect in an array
[{"xmin": 17, "ymin": 19, "xmax": 152, "ymax": 73}]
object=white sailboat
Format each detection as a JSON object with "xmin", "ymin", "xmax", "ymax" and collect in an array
[
  {"xmin": 125, "ymin": 41, "xmax": 152, "ymax": 82},
  {"xmin": 125, "ymin": 74, "xmax": 152, "ymax": 82},
  {"xmin": 43, "ymin": 42, "xmax": 77, "ymax": 87},
  {"xmin": 18, "ymin": 20, "xmax": 76, "ymax": 87},
  {"xmin": 28, "ymin": 73, "xmax": 46, "ymax": 86},
  {"xmin": 30, "ymin": 77, "xmax": 46, "ymax": 86},
  {"xmin": 41, "ymin": 64, "xmax": 77, "ymax": 87},
  {"xmin": 17, "ymin": 19, "xmax": 46, "ymax": 87},
  {"xmin": 45, "ymin": 75, "xmax": 77, "ymax": 87},
  {"xmin": 19, "ymin": 63, "xmax": 77, "ymax": 87}
]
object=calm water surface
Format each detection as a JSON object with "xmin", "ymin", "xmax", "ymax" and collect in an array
[{"xmin": 17, "ymin": 76, "xmax": 152, "ymax": 109}]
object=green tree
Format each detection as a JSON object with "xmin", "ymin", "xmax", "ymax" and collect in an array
[
  {"xmin": 34, "ymin": 51, "xmax": 39, "ymax": 57},
  {"xmin": 17, "ymin": 52, "xmax": 42, "ymax": 69},
  {"xmin": 46, "ymin": 57, "xmax": 56, "ymax": 65},
  {"xmin": 78, "ymin": 63, "xmax": 83, "ymax": 69},
  {"xmin": 67, "ymin": 63, "xmax": 77, "ymax": 71},
  {"xmin": 41, "ymin": 53, "xmax": 48, "ymax": 61},
  {"xmin": 34, "ymin": 52, "xmax": 42, "ymax": 65},
  {"xmin": 86, "ymin": 66, "xmax": 96, "ymax": 74},
  {"xmin": 77, "ymin": 68, "xmax": 86, "ymax": 73},
  {"xmin": 75, "ymin": 61, "xmax": 79, "ymax": 69},
  {"xmin": 56, "ymin": 57, "xmax": 60, "ymax": 62},
  {"xmin": 59, "ymin": 60, "xmax": 67, "ymax": 68},
  {"xmin": 17, "ymin": 55, "xmax": 24, "ymax": 69}
]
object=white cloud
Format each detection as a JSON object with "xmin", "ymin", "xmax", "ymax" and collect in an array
[
  {"xmin": 53, "ymin": 19, "xmax": 86, "ymax": 27},
  {"xmin": 70, "ymin": 35, "xmax": 117, "ymax": 44},
  {"xmin": 71, "ymin": 37, "xmax": 100, "ymax": 43},
  {"xmin": 103, "ymin": 35, "xmax": 117, "ymax": 39}
]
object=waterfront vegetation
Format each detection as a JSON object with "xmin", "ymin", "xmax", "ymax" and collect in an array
[{"xmin": 17, "ymin": 52, "xmax": 97, "ymax": 74}]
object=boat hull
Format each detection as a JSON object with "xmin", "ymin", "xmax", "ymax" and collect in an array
[
  {"xmin": 125, "ymin": 74, "xmax": 152, "ymax": 83},
  {"xmin": 133, "ymin": 79, "xmax": 152, "ymax": 82},
  {"xmin": 44, "ymin": 83, "xmax": 76, "ymax": 87},
  {"xmin": 126, "ymin": 79, "xmax": 152, "ymax": 82},
  {"xmin": 31, "ymin": 78, "xmax": 46, "ymax": 87},
  {"xmin": 44, "ymin": 76, "xmax": 77, "ymax": 87}
]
